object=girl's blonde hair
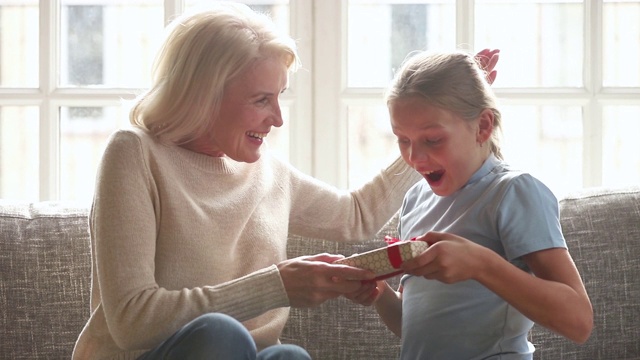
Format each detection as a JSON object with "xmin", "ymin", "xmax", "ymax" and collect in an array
[
  {"xmin": 130, "ymin": 3, "xmax": 300, "ymax": 145},
  {"xmin": 385, "ymin": 50, "xmax": 503, "ymax": 159}
]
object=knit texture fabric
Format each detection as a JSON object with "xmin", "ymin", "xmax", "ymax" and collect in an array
[{"xmin": 72, "ymin": 127, "xmax": 420, "ymax": 359}]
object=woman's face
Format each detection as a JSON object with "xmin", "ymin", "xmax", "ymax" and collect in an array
[
  {"xmin": 188, "ymin": 56, "xmax": 289, "ymax": 163},
  {"xmin": 389, "ymin": 97, "xmax": 492, "ymax": 196}
]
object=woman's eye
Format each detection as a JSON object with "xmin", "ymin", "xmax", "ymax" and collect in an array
[{"xmin": 425, "ymin": 138, "xmax": 441, "ymax": 145}]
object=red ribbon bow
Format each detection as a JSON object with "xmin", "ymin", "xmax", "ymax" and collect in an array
[{"xmin": 383, "ymin": 236, "xmax": 418, "ymax": 268}]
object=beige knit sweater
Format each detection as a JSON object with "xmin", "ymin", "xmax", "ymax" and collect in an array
[{"xmin": 72, "ymin": 126, "xmax": 420, "ymax": 360}]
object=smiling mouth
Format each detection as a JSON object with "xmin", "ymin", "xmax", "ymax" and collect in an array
[{"xmin": 246, "ymin": 131, "xmax": 267, "ymax": 140}]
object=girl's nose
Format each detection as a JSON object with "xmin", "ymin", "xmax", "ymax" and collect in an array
[{"xmin": 409, "ymin": 144, "xmax": 424, "ymax": 163}]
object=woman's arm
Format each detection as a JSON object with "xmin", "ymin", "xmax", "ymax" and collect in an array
[{"xmin": 284, "ymin": 156, "xmax": 421, "ymax": 241}]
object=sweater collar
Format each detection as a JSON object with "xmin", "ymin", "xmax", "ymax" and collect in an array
[{"xmin": 174, "ymin": 145, "xmax": 243, "ymax": 174}]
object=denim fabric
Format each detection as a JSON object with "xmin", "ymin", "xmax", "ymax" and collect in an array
[{"xmin": 137, "ymin": 313, "xmax": 310, "ymax": 360}]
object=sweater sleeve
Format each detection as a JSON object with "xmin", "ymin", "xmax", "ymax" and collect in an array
[
  {"xmin": 286, "ymin": 156, "xmax": 422, "ymax": 241},
  {"xmin": 92, "ymin": 130, "xmax": 289, "ymax": 351}
]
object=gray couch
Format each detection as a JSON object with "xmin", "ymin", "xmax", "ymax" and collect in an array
[{"xmin": 1, "ymin": 186, "xmax": 639, "ymax": 359}]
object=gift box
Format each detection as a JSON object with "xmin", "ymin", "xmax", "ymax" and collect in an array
[{"xmin": 333, "ymin": 238, "xmax": 429, "ymax": 280}]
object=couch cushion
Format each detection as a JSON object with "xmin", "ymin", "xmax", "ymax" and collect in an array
[
  {"xmin": 0, "ymin": 201, "xmax": 91, "ymax": 360},
  {"xmin": 531, "ymin": 186, "xmax": 640, "ymax": 359}
]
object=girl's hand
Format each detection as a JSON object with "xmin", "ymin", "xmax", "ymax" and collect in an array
[
  {"xmin": 400, "ymin": 231, "xmax": 491, "ymax": 283},
  {"xmin": 343, "ymin": 280, "xmax": 387, "ymax": 306}
]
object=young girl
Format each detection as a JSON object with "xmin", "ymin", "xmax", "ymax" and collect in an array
[{"xmin": 348, "ymin": 50, "xmax": 593, "ymax": 359}]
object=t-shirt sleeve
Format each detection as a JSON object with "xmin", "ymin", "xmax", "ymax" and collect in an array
[{"xmin": 497, "ymin": 174, "xmax": 567, "ymax": 261}]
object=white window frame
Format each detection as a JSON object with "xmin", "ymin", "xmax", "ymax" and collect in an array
[
  {"xmin": 311, "ymin": 0, "xmax": 640, "ymax": 189},
  {"xmin": 2, "ymin": 0, "xmax": 639, "ymax": 200}
]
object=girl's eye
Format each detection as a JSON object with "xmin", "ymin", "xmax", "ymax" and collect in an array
[
  {"xmin": 425, "ymin": 138, "xmax": 441, "ymax": 145},
  {"xmin": 396, "ymin": 138, "xmax": 410, "ymax": 145}
]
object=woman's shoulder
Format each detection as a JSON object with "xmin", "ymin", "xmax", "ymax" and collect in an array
[
  {"xmin": 104, "ymin": 126, "xmax": 166, "ymax": 153},
  {"xmin": 108, "ymin": 126, "xmax": 153, "ymax": 143}
]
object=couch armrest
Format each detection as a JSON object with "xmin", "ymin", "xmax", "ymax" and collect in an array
[{"xmin": 0, "ymin": 201, "xmax": 91, "ymax": 360}]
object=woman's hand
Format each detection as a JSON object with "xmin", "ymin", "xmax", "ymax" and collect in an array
[
  {"xmin": 475, "ymin": 48, "xmax": 500, "ymax": 84},
  {"xmin": 277, "ymin": 253, "xmax": 375, "ymax": 308}
]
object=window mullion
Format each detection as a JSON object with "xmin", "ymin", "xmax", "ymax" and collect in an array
[
  {"xmin": 312, "ymin": 0, "xmax": 347, "ymax": 187},
  {"xmin": 287, "ymin": 0, "xmax": 313, "ymax": 174},
  {"xmin": 164, "ymin": 0, "xmax": 183, "ymax": 25},
  {"xmin": 583, "ymin": 0, "xmax": 604, "ymax": 188},
  {"xmin": 39, "ymin": 0, "xmax": 61, "ymax": 201},
  {"xmin": 456, "ymin": 0, "xmax": 474, "ymax": 48}
]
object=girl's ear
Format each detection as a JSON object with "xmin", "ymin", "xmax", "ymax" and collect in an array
[{"xmin": 477, "ymin": 108, "xmax": 494, "ymax": 144}]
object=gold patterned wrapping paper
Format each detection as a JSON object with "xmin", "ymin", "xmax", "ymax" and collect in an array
[{"xmin": 334, "ymin": 240, "xmax": 429, "ymax": 280}]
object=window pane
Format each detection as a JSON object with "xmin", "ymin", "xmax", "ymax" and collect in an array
[
  {"xmin": 347, "ymin": 105, "xmax": 399, "ymax": 189},
  {"xmin": 0, "ymin": 1, "xmax": 38, "ymax": 87},
  {"xmin": 186, "ymin": 0, "xmax": 290, "ymax": 34},
  {"xmin": 602, "ymin": 106, "xmax": 640, "ymax": 187},
  {"xmin": 500, "ymin": 105, "xmax": 583, "ymax": 197},
  {"xmin": 347, "ymin": 0, "xmax": 456, "ymax": 88},
  {"xmin": 476, "ymin": 0, "xmax": 583, "ymax": 88},
  {"xmin": 0, "ymin": 106, "xmax": 39, "ymax": 200},
  {"xmin": 60, "ymin": 105, "xmax": 130, "ymax": 203},
  {"xmin": 603, "ymin": 0, "xmax": 640, "ymax": 87},
  {"xmin": 60, "ymin": 0, "xmax": 164, "ymax": 88}
]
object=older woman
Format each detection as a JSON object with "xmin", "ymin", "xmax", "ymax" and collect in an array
[{"xmin": 72, "ymin": 3, "xmax": 497, "ymax": 360}]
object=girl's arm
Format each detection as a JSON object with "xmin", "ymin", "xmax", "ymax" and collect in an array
[
  {"xmin": 402, "ymin": 232, "xmax": 593, "ymax": 344},
  {"xmin": 344, "ymin": 280, "xmax": 404, "ymax": 337},
  {"xmin": 373, "ymin": 281, "xmax": 404, "ymax": 337},
  {"xmin": 498, "ymin": 247, "xmax": 592, "ymax": 343}
]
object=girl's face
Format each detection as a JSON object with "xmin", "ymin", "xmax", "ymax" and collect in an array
[
  {"xmin": 389, "ymin": 97, "xmax": 493, "ymax": 196},
  {"xmin": 185, "ymin": 56, "xmax": 289, "ymax": 163}
]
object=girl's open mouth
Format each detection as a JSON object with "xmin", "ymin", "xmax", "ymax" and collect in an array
[{"xmin": 425, "ymin": 170, "xmax": 444, "ymax": 183}]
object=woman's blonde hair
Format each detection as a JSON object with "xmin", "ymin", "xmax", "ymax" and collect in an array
[
  {"xmin": 130, "ymin": 3, "xmax": 300, "ymax": 145},
  {"xmin": 385, "ymin": 50, "xmax": 503, "ymax": 159}
]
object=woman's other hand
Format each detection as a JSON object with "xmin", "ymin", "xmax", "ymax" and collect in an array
[{"xmin": 475, "ymin": 48, "xmax": 500, "ymax": 84}]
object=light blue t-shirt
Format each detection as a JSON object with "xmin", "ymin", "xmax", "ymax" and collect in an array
[{"xmin": 398, "ymin": 154, "xmax": 566, "ymax": 360}]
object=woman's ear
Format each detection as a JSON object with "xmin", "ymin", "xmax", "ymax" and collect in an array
[{"xmin": 477, "ymin": 109, "xmax": 494, "ymax": 144}]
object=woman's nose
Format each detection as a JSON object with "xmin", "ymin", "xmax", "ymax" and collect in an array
[{"xmin": 271, "ymin": 105, "xmax": 283, "ymax": 128}]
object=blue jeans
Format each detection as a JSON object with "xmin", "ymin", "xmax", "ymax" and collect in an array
[{"xmin": 137, "ymin": 313, "xmax": 311, "ymax": 360}]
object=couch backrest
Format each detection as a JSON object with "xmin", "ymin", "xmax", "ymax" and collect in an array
[
  {"xmin": 1, "ymin": 186, "xmax": 639, "ymax": 360},
  {"xmin": 283, "ymin": 186, "xmax": 640, "ymax": 359},
  {"xmin": 0, "ymin": 201, "xmax": 91, "ymax": 360},
  {"xmin": 530, "ymin": 186, "xmax": 640, "ymax": 359}
]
